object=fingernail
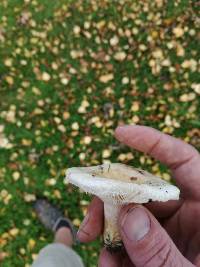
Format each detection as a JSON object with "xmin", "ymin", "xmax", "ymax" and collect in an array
[
  {"xmin": 121, "ymin": 207, "xmax": 150, "ymax": 242},
  {"xmin": 115, "ymin": 125, "xmax": 127, "ymax": 133},
  {"xmin": 116, "ymin": 125, "xmax": 135, "ymax": 131},
  {"xmin": 115, "ymin": 126, "xmax": 127, "ymax": 141},
  {"xmin": 116, "ymin": 125, "xmax": 125, "ymax": 130},
  {"xmin": 78, "ymin": 213, "xmax": 90, "ymax": 232},
  {"xmin": 77, "ymin": 213, "xmax": 90, "ymax": 241}
]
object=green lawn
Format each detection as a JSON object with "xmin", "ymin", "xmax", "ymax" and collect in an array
[{"xmin": 0, "ymin": 0, "xmax": 199, "ymax": 266}]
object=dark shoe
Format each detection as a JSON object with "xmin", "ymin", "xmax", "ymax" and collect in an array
[{"xmin": 33, "ymin": 199, "xmax": 77, "ymax": 243}]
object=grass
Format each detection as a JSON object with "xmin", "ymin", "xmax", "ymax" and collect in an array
[{"xmin": 0, "ymin": 0, "xmax": 199, "ymax": 266}]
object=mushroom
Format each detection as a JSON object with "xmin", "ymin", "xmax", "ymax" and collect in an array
[{"xmin": 65, "ymin": 163, "xmax": 180, "ymax": 251}]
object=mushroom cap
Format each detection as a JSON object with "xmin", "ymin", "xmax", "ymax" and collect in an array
[{"xmin": 66, "ymin": 163, "xmax": 180, "ymax": 204}]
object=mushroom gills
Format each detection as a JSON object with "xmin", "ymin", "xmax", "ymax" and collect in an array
[{"xmin": 65, "ymin": 163, "xmax": 180, "ymax": 252}]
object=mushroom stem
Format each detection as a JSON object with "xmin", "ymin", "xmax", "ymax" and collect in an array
[{"xmin": 103, "ymin": 202, "xmax": 123, "ymax": 251}]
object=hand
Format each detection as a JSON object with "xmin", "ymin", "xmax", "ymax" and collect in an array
[{"xmin": 77, "ymin": 125, "xmax": 200, "ymax": 267}]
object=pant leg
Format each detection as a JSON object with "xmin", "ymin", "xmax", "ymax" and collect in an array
[{"xmin": 32, "ymin": 243, "xmax": 84, "ymax": 267}]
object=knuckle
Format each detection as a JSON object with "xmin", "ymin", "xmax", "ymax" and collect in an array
[{"xmin": 142, "ymin": 238, "xmax": 173, "ymax": 267}]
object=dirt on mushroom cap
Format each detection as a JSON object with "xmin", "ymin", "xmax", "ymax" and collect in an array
[{"xmin": 66, "ymin": 163, "xmax": 180, "ymax": 204}]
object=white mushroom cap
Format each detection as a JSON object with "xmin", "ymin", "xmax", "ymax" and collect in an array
[{"xmin": 66, "ymin": 163, "xmax": 180, "ymax": 204}]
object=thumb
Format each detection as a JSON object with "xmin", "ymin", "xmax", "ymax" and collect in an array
[{"xmin": 119, "ymin": 205, "xmax": 194, "ymax": 267}]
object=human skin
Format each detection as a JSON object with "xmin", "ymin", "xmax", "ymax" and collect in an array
[
  {"xmin": 77, "ymin": 125, "xmax": 200, "ymax": 267},
  {"xmin": 55, "ymin": 227, "xmax": 73, "ymax": 247}
]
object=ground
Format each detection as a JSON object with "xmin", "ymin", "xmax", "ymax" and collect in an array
[{"xmin": 0, "ymin": 0, "xmax": 199, "ymax": 266}]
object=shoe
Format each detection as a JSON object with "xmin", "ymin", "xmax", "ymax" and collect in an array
[{"xmin": 33, "ymin": 198, "xmax": 77, "ymax": 244}]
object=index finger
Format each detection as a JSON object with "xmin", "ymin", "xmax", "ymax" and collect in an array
[
  {"xmin": 77, "ymin": 197, "xmax": 104, "ymax": 243},
  {"xmin": 115, "ymin": 125, "xmax": 200, "ymax": 199}
]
